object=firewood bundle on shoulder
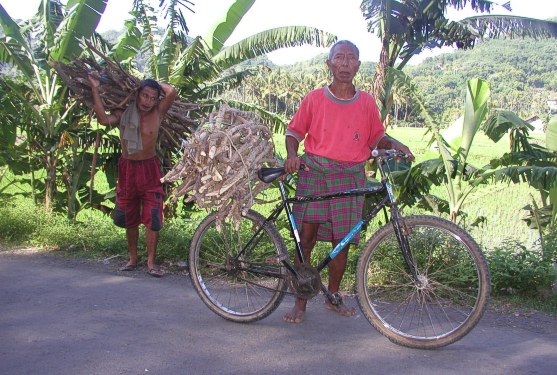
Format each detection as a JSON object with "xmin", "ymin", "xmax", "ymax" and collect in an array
[
  {"xmin": 51, "ymin": 44, "xmax": 199, "ymax": 150},
  {"xmin": 161, "ymin": 104, "xmax": 277, "ymax": 227}
]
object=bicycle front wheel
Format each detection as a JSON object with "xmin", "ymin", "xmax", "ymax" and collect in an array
[
  {"xmin": 356, "ymin": 215, "xmax": 490, "ymax": 349},
  {"xmin": 189, "ymin": 209, "xmax": 288, "ymax": 323}
]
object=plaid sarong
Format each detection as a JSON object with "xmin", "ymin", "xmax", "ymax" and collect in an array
[{"xmin": 293, "ymin": 154, "xmax": 366, "ymax": 243}]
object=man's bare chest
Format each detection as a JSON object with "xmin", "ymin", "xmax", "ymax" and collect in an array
[{"xmin": 140, "ymin": 113, "xmax": 161, "ymax": 139}]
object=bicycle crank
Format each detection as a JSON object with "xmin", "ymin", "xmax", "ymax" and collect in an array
[{"xmin": 287, "ymin": 264, "xmax": 321, "ymax": 300}]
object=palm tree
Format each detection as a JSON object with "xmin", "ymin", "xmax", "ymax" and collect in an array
[
  {"xmin": 360, "ymin": 0, "xmax": 557, "ymax": 124},
  {"xmin": 122, "ymin": 1, "xmax": 336, "ymax": 110}
]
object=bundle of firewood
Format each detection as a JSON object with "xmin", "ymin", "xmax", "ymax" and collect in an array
[
  {"xmin": 161, "ymin": 104, "xmax": 277, "ymax": 227},
  {"xmin": 51, "ymin": 44, "xmax": 199, "ymax": 150}
]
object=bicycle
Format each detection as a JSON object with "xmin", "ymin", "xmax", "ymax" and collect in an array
[{"xmin": 188, "ymin": 150, "xmax": 491, "ymax": 349}]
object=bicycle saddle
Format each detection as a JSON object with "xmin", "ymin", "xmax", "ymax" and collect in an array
[
  {"xmin": 258, "ymin": 164, "xmax": 307, "ymax": 183},
  {"xmin": 257, "ymin": 167, "xmax": 285, "ymax": 183}
]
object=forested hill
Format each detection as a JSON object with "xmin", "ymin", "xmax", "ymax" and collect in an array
[
  {"xmin": 405, "ymin": 38, "xmax": 557, "ymax": 123},
  {"xmin": 271, "ymin": 37, "xmax": 556, "ymax": 124}
]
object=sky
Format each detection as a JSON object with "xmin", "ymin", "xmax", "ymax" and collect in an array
[{"xmin": 2, "ymin": 0, "xmax": 557, "ymax": 65}]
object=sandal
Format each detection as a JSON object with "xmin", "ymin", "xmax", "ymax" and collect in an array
[
  {"xmin": 147, "ymin": 268, "xmax": 164, "ymax": 278},
  {"xmin": 118, "ymin": 263, "xmax": 137, "ymax": 272}
]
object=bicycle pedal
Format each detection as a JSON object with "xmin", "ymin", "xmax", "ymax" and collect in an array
[{"xmin": 328, "ymin": 292, "xmax": 343, "ymax": 306}]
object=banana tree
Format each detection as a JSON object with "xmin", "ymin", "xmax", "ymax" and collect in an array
[
  {"xmin": 394, "ymin": 72, "xmax": 556, "ymax": 229},
  {"xmin": 0, "ymin": 0, "xmax": 108, "ymax": 215},
  {"xmin": 434, "ymin": 78, "xmax": 491, "ymax": 222},
  {"xmin": 360, "ymin": 0, "xmax": 557, "ymax": 124},
  {"xmin": 482, "ymin": 113, "xmax": 557, "ymax": 261},
  {"xmin": 388, "ymin": 76, "xmax": 493, "ymax": 222},
  {"xmin": 122, "ymin": 0, "xmax": 336, "ymax": 126}
]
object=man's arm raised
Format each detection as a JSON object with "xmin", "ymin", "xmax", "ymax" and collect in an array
[
  {"xmin": 88, "ymin": 72, "xmax": 122, "ymax": 126},
  {"xmin": 157, "ymin": 82, "xmax": 177, "ymax": 116}
]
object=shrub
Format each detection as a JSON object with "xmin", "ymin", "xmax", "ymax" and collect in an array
[{"xmin": 486, "ymin": 240, "xmax": 555, "ymax": 296}]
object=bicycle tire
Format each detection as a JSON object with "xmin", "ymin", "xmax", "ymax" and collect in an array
[
  {"xmin": 189, "ymin": 209, "xmax": 288, "ymax": 323},
  {"xmin": 356, "ymin": 215, "xmax": 490, "ymax": 349}
]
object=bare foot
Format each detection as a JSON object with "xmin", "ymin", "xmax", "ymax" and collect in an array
[
  {"xmin": 283, "ymin": 305, "xmax": 305, "ymax": 323},
  {"xmin": 324, "ymin": 298, "xmax": 356, "ymax": 317}
]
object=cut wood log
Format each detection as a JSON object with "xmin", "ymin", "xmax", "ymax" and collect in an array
[
  {"xmin": 161, "ymin": 104, "xmax": 277, "ymax": 227},
  {"xmin": 50, "ymin": 43, "xmax": 200, "ymax": 151}
]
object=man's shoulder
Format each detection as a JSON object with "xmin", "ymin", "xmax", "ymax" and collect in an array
[
  {"xmin": 357, "ymin": 90, "xmax": 375, "ymax": 101},
  {"xmin": 306, "ymin": 87, "xmax": 326, "ymax": 99}
]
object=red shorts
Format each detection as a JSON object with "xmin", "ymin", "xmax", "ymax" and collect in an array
[{"xmin": 113, "ymin": 156, "xmax": 165, "ymax": 231}]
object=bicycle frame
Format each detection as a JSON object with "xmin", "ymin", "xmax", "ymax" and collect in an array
[
  {"xmin": 189, "ymin": 150, "xmax": 490, "ymax": 348},
  {"xmin": 237, "ymin": 153, "xmax": 420, "ymax": 285}
]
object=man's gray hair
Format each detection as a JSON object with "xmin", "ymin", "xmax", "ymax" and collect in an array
[{"xmin": 328, "ymin": 40, "xmax": 360, "ymax": 60}]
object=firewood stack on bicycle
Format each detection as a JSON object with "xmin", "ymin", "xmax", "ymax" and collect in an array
[{"xmin": 160, "ymin": 104, "xmax": 277, "ymax": 227}]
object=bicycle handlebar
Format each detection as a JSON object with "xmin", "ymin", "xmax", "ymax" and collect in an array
[
  {"xmin": 258, "ymin": 149, "xmax": 412, "ymax": 183},
  {"xmin": 371, "ymin": 149, "xmax": 412, "ymax": 160}
]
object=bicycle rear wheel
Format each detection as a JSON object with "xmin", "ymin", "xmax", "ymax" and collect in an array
[
  {"xmin": 356, "ymin": 215, "xmax": 490, "ymax": 349},
  {"xmin": 189, "ymin": 209, "xmax": 288, "ymax": 323}
]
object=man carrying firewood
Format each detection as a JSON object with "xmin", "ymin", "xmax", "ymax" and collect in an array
[
  {"xmin": 282, "ymin": 40, "xmax": 413, "ymax": 323},
  {"xmin": 88, "ymin": 72, "xmax": 177, "ymax": 278}
]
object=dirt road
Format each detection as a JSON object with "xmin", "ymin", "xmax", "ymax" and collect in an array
[{"xmin": 1, "ymin": 248, "xmax": 556, "ymax": 375}]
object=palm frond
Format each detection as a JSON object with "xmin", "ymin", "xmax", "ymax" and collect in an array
[
  {"xmin": 170, "ymin": 36, "xmax": 220, "ymax": 90},
  {"xmin": 482, "ymin": 110, "xmax": 534, "ymax": 142},
  {"xmin": 203, "ymin": 0, "xmax": 255, "ymax": 54},
  {"xmin": 460, "ymin": 15, "xmax": 557, "ymax": 39},
  {"xmin": 212, "ymin": 26, "xmax": 337, "ymax": 69},
  {"xmin": 31, "ymin": 0, "xmax": 64, "ymax": 65},
  {"xmin": 489, "ymin": 165, "xmax": 557, "ymax": 191},
  {"xmin": 0, "ymin": 5, "xmax": 34, "ymax": 57},
  {"xmin": 160, "ymin": 0, "xmax": 194, "ymax": 34},
  {"xmin": 50, "ymin": 0, "xmax": 108, "ymax": 62},
  {"xmin": 107, "ymin": 19, "xmax": 143, "ymax": 63},
  {"xmin": 0, "ymin": 39, "xmax": 35, "ymax": 80},
  {"xmin": 132, "ymin": 0, "xmax": 158, "ymax": 77}
]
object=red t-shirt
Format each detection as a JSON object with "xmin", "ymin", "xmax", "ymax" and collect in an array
[{"xmin": 286, "ymin": 86, "xmax": 384, "ymax": 162}]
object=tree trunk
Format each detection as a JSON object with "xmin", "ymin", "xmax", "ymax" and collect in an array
[{"xmin": 44, "ymin": 152, "xmax": 57, "ymax": 213}]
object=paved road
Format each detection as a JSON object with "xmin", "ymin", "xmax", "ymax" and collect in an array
[{"xmin": 1, "ymin": 249, "xmax": 556, "ymax": 375}]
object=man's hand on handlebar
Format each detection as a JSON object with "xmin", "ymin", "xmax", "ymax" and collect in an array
[
  {"xmin": 284, "ymin": 156, "xmax": 303, "ymax": 175},
  {"xmin": 372, "ymin": 149, "xmax": 414, "ymax": 163},
  {"xmin": 376, "ymin": 135, "xmax": 414, "ymax": 162}
]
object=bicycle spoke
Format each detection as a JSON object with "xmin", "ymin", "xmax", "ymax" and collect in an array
[
  {"xmin": 357, "ymin": 215, "xmax": 490, "ymax": 349},
  {"xmin": 189, "ymin": 210, "xmax": 288, "ymax": 322}
]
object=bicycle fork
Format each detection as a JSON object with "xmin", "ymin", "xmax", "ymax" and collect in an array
[
  {"xmin": 378, "ymin": 168, "xmax": 421, "ymax": 285},
  {"xmin": 390, "ymin": 207, "xmax": 421, "ymax": 284}
]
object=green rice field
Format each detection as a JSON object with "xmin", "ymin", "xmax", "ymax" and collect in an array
[{"xmin": 389, "ymin": 126, "xmax": 544, "ymax": 250}]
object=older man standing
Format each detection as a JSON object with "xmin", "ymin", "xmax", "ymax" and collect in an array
[{"xmin": 283, "ymin": 40, "xmax": 413, "ymax": 323}]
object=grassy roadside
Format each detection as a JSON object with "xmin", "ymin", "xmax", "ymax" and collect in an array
[
  {"xmin": 1, "ymin": 127, "xmax": 555, "ymax": 315},
  {"xmin": 1, "ymin": 190, "xmax": 555, "ymax": 316}
]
